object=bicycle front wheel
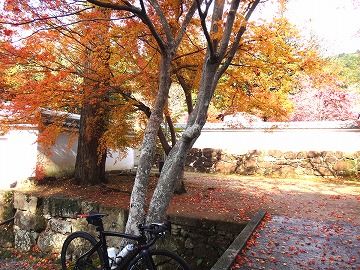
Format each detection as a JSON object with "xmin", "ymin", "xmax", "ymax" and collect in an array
[
  {"xmin": 127, "ymin": 249, "xmax": 190, "ymax": 270},
  {"xmin": 61, "ymin": 231, "xmax": 104, "ymax": 270}
]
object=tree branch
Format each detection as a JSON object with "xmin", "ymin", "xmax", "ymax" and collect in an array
[
  {"xmin": 196, "ymin": 0, "xmax": 216, "ymax": 60},
  {"xmin": 176, "ymin": 73, "xmax": 194, "ymax": 113},
  {"xmin": 174, "ymin": 0, "xmax": 200, "ymax": 49},
  {"xmin": 113, "ymin": 89, "xmax": 172, "ymax": 155},
  {"xmin": 217, "ymin": 0, "xmax": 241, "ymax": 58},
  {"xmin": 86, "ymin": 0, "xmax": 167, "ymax": 52},
  {"xmin": 148, "ymin": 0, "xmax": 174, "ymax": 43},
  {"xmin": 0, "ymin": 7, "xmax": 93, "ymax": 26},
  {"xmin": 216, "ymin": 0, "xmax": 261, "ymax": 81}
]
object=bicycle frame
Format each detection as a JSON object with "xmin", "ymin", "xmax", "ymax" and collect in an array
[
  {"xmin": 72, "ymin": 213, "xmax": 170, "ymax": 270},
  {"xmin": 98, "ymin": 230, "xmax": 145, "ymax": 269}
]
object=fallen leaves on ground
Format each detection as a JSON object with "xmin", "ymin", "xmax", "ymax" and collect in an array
[
  {"xmin": 231, "ymin": 214, "xmax": 360, "ymax": 269},
  {"xmin": 231, "ymin": 212, "xmax": 271, "ymax": 269},
  {"xmin": 0, "ymin": 247, "xmax": 60, "ymax": 270},
  {"xmin": 12, "ymin": 172, "xmax": 360, "ymax": 269},
  {"xmin": 17, "ymin": 172, "xmax": 360, "ymax": 223}
]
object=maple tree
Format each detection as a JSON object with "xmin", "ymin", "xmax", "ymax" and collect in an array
[
  {"xmin": 210, "ymin": 16, "xmax": 317, "ymax": 121},
  {"xmin": 170, "ymin": 15, "xmax": 327, "ymax": 123},
  {"xmin": 0, "ymin": 1, "xmax": 142, "ymax": 184},
  {"xmin": 0, "ymin": 0, "xmax": 187, "ymax": 185},
  {"xmin": 73, "ymin": 7, "xmax": 112, "ymax": 185},
  {"xmin": 83, "ymin": 0, "xmax": 280, "ymax": 233}
]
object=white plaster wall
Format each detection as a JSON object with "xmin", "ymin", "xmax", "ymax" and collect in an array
[
  {"xmin": 105, "ymin": 148, "xmax": 134, "ymax": 171},
  {"xmin": 1, "ymin": 129, "xmax": 134, "ymax": 187},
  {"xmin": 0, "ymin": 129, "xmax": 38, "ymax": 188},
  {"xmin": 193, "ymin": 128, "xmax": 360, "ymax": 154},
  {"xmin": 2, "ymin": 121, "xmax": 358, "ymax": 188},
  {"xmin": 38, "ymin": 133, "xmax": 78, "ymax": 177},
  {"xmin": 41, "ymin": 133, "xmax": 135, "ymax": 177}
]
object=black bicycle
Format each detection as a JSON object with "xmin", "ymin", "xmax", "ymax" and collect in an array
[{"xmin": 60, "ymin": 212, "xmax": 190, "ymax": 270}]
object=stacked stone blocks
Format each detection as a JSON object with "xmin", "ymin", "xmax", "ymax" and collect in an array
[
  {"xmin": 1, "ymin": 192, "xmax": 244, "ymax": 270},
  {"xmin": 186, "ymin": 148, "xmax": 360, "ymax": 178}
]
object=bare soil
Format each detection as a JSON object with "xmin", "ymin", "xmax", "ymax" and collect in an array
[{"xmin": 16, "ymin": 172, "xmax": 360, "ymax": 225}]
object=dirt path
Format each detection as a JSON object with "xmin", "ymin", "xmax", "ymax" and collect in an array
[
  {"xmin": 170, "ymin": 173, "xmax": 360, "ymax": 224},
  {"xmin": 13, "ymin": 172, "xmax": 360, "ymax": 225}
]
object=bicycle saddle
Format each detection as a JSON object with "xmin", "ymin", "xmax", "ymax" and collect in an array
[
  {"xmin": 78, "ymin": 212, "xmax": 108, "ymax": 227},
  {"xmin": 78, "ymin": 212, "xmax": 108, "ymax": 219}
]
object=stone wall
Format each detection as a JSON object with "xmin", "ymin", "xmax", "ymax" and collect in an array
[
  {"xmin": 186, "ymin": 148, "xmax": 360, "ymax": 177},
  {"xmin": 2, "ymin": 192, "xmax": 245, "ymax": 270},
  {"xmin": 0, "ymin": 191, "xmax": 15, "ymax": 247}
]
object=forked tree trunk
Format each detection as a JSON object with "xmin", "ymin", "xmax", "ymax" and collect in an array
[
  {"xmin": 146, "ymin": 134, "xmax": 198, "ymax": 222},
  {"xmin": 125, "ymin": 53, "xmax": 173, "ymax": 234},
  {"xmin": 145, "ymin": 0, "xmax": 260, "ymax": 222},
  {"xmin": 146, "ymin": 61, "xmax": 219, "ymax": 223},
  {"xmin": 121, "ymin": 0, "xmax": 260, "ymax": 231}
]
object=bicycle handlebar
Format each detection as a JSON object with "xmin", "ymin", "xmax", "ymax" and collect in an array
[
  {"xmin": 76, "ymin": 213, "xmax": 172, "ymax": 251},
  {"xmin": 77, "ymin": 212, "xmax": 171, "ymax": 235},
  {"xmin": 138, "ymin": 220, "xmax": 171, "ymax": 236}
]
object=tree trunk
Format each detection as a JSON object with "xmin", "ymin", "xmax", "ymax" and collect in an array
[
  {"xmin": 146, "ymin": 60, "xmax": 220, "ymax": 223},
  {"xmin": 146, "ymin": 126, "xmax": 199, "ymax": 223},
  {"xmin": 74, "ymin": 102, "xmax": 107, "ymax": 185},
  {"xmin": 74, "ymin": 6, "xmax": 111, "ymax": 186},
  {"xmin": 174, "ymin": 169, "xmax": 186, "ymax": 194},
  {"xmin": 125, "ymin": 53, "xmax": 173, "ymax": 234}
]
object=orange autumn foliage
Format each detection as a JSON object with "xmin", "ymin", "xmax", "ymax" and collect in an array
[{"xmin": 0, "ymin": 0, "xmax": 335, "ymax": 166}]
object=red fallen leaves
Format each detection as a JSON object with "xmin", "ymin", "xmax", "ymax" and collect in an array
[
  {"xmin": 0, "ymin": 247, "xmax": 59, "ymax": 270},
  {"xmin": 22, "ymin": 173, "xmax": 360, "ymax": 226},
  {"xmin": 269, "ymin": 256, "xmax": 277, "ymax": 263},
  {"xmin": 232, "ymin": 209, "xmax": 360, "ymax": 269},
  {"xmin": 231, "ymin": 212, "xmax": 271, "ymax": 269},
  {"xmin": 4, "ymin": 174, "xmax": 359, "ymax": 269},
  {"xmin": 171, "ymin": 184, "xmax": 253, "ymax": 220}
]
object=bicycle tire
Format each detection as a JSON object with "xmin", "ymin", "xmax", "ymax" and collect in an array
[
  {"xmin": 126, "ymin": 249, "xmax": 190, "ymax": 270},
  {"xmin": 61, "ymin": 231, "xmax": 105, "ymax": 270}
]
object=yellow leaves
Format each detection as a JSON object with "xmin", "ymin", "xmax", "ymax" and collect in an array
[
  {"xmin": 213, "ymin": 19, "xmax": 307, "ymax": 120},
  {"xmin": 0, "ymin": 119, "xmax": 10, "ymax": 136},
  {"xmin": 190, "ymin": 18, "xmax": 201, "ymax": 27},
  {"xmin": 211, "ymin": 19, "xmax": 225, "ymax": 40}
]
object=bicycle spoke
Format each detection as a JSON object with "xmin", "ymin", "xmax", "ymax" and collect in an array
[
  {"xmin": 61, "ymin": 214, "xmax": 189, "ymax": 270},
  {"xmin": 128, "ymin": 250, "xmax": 190, "ymax": 270},
  {"xmin": 61, "ymin": 232, "xmax": 104, "ymax": 270}
]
